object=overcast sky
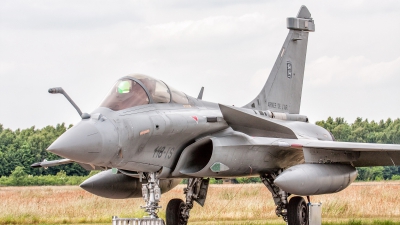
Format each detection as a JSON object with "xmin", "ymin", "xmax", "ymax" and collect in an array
[{"xmin": 1, "ymin": 0, "xmax": 400, "ymax": 130}]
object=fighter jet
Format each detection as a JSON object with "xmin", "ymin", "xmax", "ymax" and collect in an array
[{"xmin": 32, "ymin": 5, "xmax": 400, "ymax": 225}]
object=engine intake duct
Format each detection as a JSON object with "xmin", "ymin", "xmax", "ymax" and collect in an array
[{"xmin": 171, "ymin": 131, "xmax": 305, "ymax": 178}]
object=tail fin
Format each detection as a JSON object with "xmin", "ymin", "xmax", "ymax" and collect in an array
[{"xmin": 243, "ymin": 5, "xmax": 314, "ymax": 114}]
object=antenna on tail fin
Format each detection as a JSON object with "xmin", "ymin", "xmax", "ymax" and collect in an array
[
  {"xmin": 197, "ymin": 87, "xmax": 204, "ymax": 100},
  {"xmin": 243, "ymin": 5, "xmax": 314, "ymax": 114}
]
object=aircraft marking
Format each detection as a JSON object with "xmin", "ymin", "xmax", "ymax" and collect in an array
[
  {"xmin": 153, "ymin": 146, "xmax": 174, "ymax": 159},
  {"xmin": 191, "ymin": 116, "xmax": 198, "ymax": 123},
  {"xmin": 267, "ymin": 102, "xmax": 288, "ymax": 110}
]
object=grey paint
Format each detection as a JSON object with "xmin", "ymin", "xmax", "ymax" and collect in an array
[
  {"xmin": 80, "ymin": 169, "xmax": 181, "ymax": 199},
  {"xmin": 242, "ymin": 6, "xmax": 314, "ymax": 114},
  {"xmin": 35, "ymin": 6, "xmax": 400, "ymax": 203},
  {"xmin": 172, "ymin": 130, "xmax": 305, "ymax": 178},
  {"xmin": 197, "ymin": 87, "xmax": 204, "ymax": 100},
  {"xmin": 48, "ymin": 87, "xmax": 84, "ymax": 117},
  {"xmin": 274, "ymin": 164, "xmax": 357, "ymax": 196},
  {"xmin": 30, "ymin": 158, "xmax": 73, "ymax": 168}
]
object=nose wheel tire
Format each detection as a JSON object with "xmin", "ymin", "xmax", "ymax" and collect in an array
[
  {"xmin": 166, "ymin": 198, "xmax": 187, "ymax": 225},
  {"xmin": 287, "ymin": 196, "xmax": 308, "ymax": 225}
]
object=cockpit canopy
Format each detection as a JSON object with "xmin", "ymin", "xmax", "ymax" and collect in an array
[{"xmin": 100, "ymin": 74, "xmax": 189, "ymax": 111}]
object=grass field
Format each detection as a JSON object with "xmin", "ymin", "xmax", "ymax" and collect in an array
[{"xmin": 1, "ymin": 181, "xmax": 400, "ymax": 224}]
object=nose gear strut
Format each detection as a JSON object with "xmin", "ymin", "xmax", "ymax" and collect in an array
[{"xmin": 141, "ymin": 172, "xmax": 162, "ymax": 218}]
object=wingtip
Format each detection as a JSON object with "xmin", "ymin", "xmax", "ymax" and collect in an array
[{"xmin": 30, "ymin": 162, "xmax": 42, "ymax": 168}]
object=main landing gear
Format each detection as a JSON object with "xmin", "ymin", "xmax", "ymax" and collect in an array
[
  {"xmin": 261, "ymin": 172, "xmax": 309, "ymax": 225},
  {"xmin": 166, "ymin": 178, "xmax": 209, "ymax": 225},
  {"xmin": 139, "ymin": 172, "xmax": 306, "ymax": 225}
]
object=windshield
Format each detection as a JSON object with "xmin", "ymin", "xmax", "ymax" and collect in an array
[
  {"xmin": 132, "ymin": 74, "xmax": 171, "ymax": 103},
  {"xmin": 131, "ymin": 74, "xmax": 188, "ymax": 104},
  {"xmin": 100, "ymin": 79, "xmax": 149, "ymax": 111},
  {"xmin": 170, "ymin": 86, "xmax": 189, "ymax": 104},
  {"xmin": 100, "ymin": 74, "xmax": 190, "ymax": 111}
]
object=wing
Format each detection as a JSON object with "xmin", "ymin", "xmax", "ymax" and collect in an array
[
  {"xmin": 31, "ymin": 158, "xmax": 73, "ymax": 168},
  {"xmin": 263, "ymin": 138, "xmax": 400, "ymax": 167},
  {"xmin": 31, "ymin": 158, "xmax": 104, "ymax": 170},
  {"xmin": 219, "ymin": 104, "xmax": 400, "ymax": 167}
]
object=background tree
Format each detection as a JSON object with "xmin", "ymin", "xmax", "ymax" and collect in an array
[
  {"xmin": 0, "ymin": 123, "xmax": 88, "ymax": 177},
  {"xmin": 317, "ymin": 117, "xmax": 400, "ymax": 180}
]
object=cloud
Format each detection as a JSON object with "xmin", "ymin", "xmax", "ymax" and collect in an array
[
  {"xmin": 306, "ymin": 56, "xmax": 400, "ymax": 88},
  {"xmin": 146, "ymin": 13, "xmax": 273, "ymax": 40},
  {"xmin": 302, "ymin": 56, "xmax": 400, "ymax": 124},
  {"xmin": 0, "ymin": 0, "xmax": 400, "ymax": 129}
]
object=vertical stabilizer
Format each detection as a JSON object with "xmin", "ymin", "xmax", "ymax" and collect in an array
[{"xmin": 243, "ymin": 6, "xmax": 314, "ymax": 114}]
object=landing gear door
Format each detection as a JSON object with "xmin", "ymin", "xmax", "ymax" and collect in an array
[{"xmin": 195, "ymin": 178, "xmax": 210, "ymax": 207}]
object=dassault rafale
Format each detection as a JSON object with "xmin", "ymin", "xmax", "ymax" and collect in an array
[{"xmin": 32, "ymin": 5, "xmax": 400, "ymax": 225}]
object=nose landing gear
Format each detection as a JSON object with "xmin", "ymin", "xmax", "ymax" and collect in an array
[{"xmin": 141, "ymin": 172, "xmax": 162, "ymax": 219}]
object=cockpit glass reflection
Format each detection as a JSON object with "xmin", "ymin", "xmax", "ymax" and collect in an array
[
  {"xmin": 117, "ymin": 81, "xmax": 132, "ymax": 94},
  {"xmin": 100, "ymin": 79, "xmax": 149, "ymax": 111}
]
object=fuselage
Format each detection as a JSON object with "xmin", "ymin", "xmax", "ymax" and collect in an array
[
  {"xmin": 92, "ymin": 100, "xmax": 229, "ymax": 172},
  {"xmin": 47, "ymin": 74, "xmax": 333, "ymax": 179}
]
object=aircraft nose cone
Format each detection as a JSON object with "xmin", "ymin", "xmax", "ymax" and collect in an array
[{"xmin": 47, "ymin": 121, "xmax": 103, "ymax": 163}]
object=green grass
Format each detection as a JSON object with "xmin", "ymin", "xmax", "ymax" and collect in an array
[{"xmin": 322, "ymin": 219, "xmax": 400, "ymax": 225}]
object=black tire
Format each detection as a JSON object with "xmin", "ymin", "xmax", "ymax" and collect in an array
[
  {"xmin": 166, "ymin": 198, "xmax": 186, "ymax": 225},
  {"xmin": 287, "ymin": 196, "xmax": 308, "ymax": 225}
]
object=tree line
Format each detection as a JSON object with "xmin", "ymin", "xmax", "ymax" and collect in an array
[
  {"xmin": 317, "ymin": 117, "xmax": 400, "ymax": 181},
  {"xmin": 0, "ymin": 123, "xmax": 88, "ymax": 177},
  {"xmin": 0, "ymin": 117, "xmax": 400, "ymax": 185}
]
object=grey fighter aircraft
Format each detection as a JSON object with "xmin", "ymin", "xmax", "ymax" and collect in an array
[{"xmin": 32, "ymin": 5, "xmax": 400, "ymax": 225}]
